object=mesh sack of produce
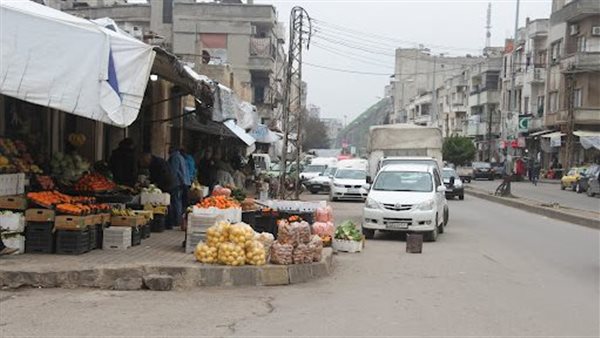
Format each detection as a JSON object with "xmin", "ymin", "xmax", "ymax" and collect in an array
[
  {"xmin": 311, "ymin": 221, "xmax": 335, "ymax": 238},
  {"xmin": 254, "ymin": 232, "xmax": 275, "ymax": 257},
  {"xmin": 245, "ymin": 240, "xmax": 267, "ymax": 266},
  {"xmin": 194, "ymin": 242, "xmax": 218, "ymax": 264},
  {"xmin": 217, "ymin": 242, "xmax": 246, "ymax": 266},
  {"xmin": 292, "ymin": 243, "xmax": 312, "ymax": 264},
  {"xmin": 277, "ymin": 219, "xmax": 298, "ymax": 246},
  {"xmin": 293, "ymin": 221, "xmax": 311, "ymax": 244},
  {"xmin": 315, "ymin": 206, "xmax": 333, "ymax": 223},
  {"xmin": 206, "ymin": 221, "xmax": 231, "ymax": 247},
  {"xmin": 229, "ymin": 222, "xmax": 255, "ymax": 246},
  {"xmin": 270, "ymin": 241, "xmax": 294, "ymax": 265},
  {"xmin": 308, "ymin": 235, "xmax": 323, "ymax": 262}
]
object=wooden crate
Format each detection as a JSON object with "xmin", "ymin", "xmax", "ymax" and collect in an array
[
  {"xmin": 100, "ymin": 213, "xmax": 111, "ymax": 224},
  {"xmin": 0, "ymin": 195, "xmax": 27, "ymax": 210},
  {"xmin": 54, "ymin": 215, "xmax": 87, "ymax": 231},
  {"xmin": 25, "ymin": 208, "xmax": 56, "ymax": 222},
  {"xmin": 110, "ymin": 215, "xmax": 145, "ymax": 227}
]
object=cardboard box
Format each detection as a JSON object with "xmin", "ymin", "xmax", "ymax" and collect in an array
[
  {"xmin": 54, "ymin": 215, "xmax": 87, "ymax": 230},
  {"xmin": 25, "ymin": 208, "xmax": 56, "ymax": 222},
  {"xmin": 0, "ymin": 195, "xmax": 27, "ymax": 210},
  {"xmin": 0, "ymin": 173, "xmax": 25, "ymax": 197},
  {"xmin": 140, "ymin": 192, "xmax": 170, "ymax": 205},
  {"xmin": 110, "ymin": 215, "xmax": 145, "ymax": 227}
]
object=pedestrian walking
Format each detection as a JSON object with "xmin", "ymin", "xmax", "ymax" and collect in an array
[
  {"xmin": 532, "ymin": 161, "xmax": 541, "ymax": 186},
  {"xmin": 168, "ymin": 147, "xmax": 190, "ymax": 229}
]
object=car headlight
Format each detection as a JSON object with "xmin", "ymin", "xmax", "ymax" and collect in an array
[
  {"xmin": 333, "ymin": 183, "xmax": 345, "ymax": 188},
  {"xmin": 365, "ymin": 197, "xmax": 382, "ymax": 209},
  {"xmin": 416, "ymin": 200, "xmax": 435, "ymax": 211}
]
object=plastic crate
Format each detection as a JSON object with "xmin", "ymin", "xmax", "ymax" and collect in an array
[
  {"xmin": 141, "ymin": 224, "xmax": 151, "ymax": 239},
  {"xmin": 131, "ymin": 227, "xmax": 142, "ymax": 246},
  {"xmin": 241, "ymin": 211, "xmax": 257, "ymax": 227},
  {"xmin": 88, "ymin": 224, "xmax": 97, "ymax": 250},
  {"xmin": 187, "ymin": 213, "xmax": 222, "ymax": 234},
  {"xmin": 25, "ymin": 223, "xmax": 55, "ymax": 254},
  {"xmin": 103, "ymin": 227, "xmax": 131, "ymax": 250},
  {"xmin": 185, "ymin": 231, "xmax": 206, "ymax": 254},
  {"xmin": 56, "ymin": 230, "xmax": 90, "ymax": 255},
  {"xmin": 151, "ymin": 214, "xmax": 166, "ymax": 233},
  {"xmin": 254, "ymin": 215, "xmax": 278, "ymax": 239}
]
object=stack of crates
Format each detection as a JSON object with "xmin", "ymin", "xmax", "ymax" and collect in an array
[
  {"xmin": 103, "ymin": 227, "xmax": 132, "ymax": 250},
  {"xmin": 96, "ymin": 214, "xmax": 110, "ymax": 249},
  {"xmin": 24, "ymin": 209, "xmax": 56, "ymax": 254},
  {"xmin": 185, "ymin": 212, "xmax": 222, "ymax": 253},
  {"xmin": 56, "ymin": 229, "xmax": 90, "ymax": 255}
]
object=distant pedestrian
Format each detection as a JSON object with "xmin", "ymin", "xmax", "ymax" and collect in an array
[
  {"xmin": 139, "ymin": 152, "xmax": 176, "ymax": 228},
  {"xmin": 168, "ymin": 147, "xmax": 190, "ymax": 229},
  {"xmin": 532, "ymin": 161, "xmax": 541, "ymax": 186}
]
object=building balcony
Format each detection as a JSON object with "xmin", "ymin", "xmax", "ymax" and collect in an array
[
  {"xmin": 469, "ymin": 89, "xmax": 500, "ymax": 107},
  {"xmin": 526, "ymin": 68, "xmax": 546, "ymax": 84},
  {"xmin": 561, "ymin": 52, "xmax": 600, "ymax": 70},
  {"xmin": 249, "ymin": 37, "xmax": 276, "ymax": 73},
  {"xmin": 466, "ymin": 121, "xmax": 500, "ymax": 136},
  {"xmin": 527, "ymin": 19, "xmax": 549, "ymax": 39},
  {"xmin": 546, "ymin": 108, "xmax": 600, "ymax": 126},
  {"xmin": 550, "ymin": 0, "xmax": 600, "ymax": 24}
]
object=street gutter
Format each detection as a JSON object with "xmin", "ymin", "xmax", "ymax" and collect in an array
[{"xmin": 465, "ymin": 186, "xmax": 599, "ymax": 230}]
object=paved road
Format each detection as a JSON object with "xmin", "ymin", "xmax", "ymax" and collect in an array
[
  {"xmin": 1, "ymin": 196, "xmax": 598, "ymax": 337},
  {"xmin": 469, "ymin": 179, "xmax": 600, "ymax": 213}
]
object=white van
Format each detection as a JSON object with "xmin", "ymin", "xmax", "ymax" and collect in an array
[
  {"xmin": 300, "ymin": 157, "xmax": 338, "ymax": 181},
  {"xmin": 362, "ymin": 163, "xmax": 449, "ymax": 242},
  {"xmin": 329, "ymin": 159, "xmax": 369, "ymax": 202}
]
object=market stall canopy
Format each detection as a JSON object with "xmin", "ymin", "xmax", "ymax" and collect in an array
[
  {"xmin": 0, "ymin": 1, "xmax": 155, "ymax": 127},
  {"xmin": 223, "ymin": 120, "xmax": 255, "ymax": 146},
  {"xmin": 181, "ymin": 108, "xmax": 255, "ymax": 146},
  {"xmin": 541, "ymin": 131, "xmax": 566, "ymax": 138},
  {"xmin": 249, "ymin": 124, "xmax": 281, "ymax": 143},
  {"xmin": 528, "ymin": 129, "xmax": 554, "ymax": 137},
  {"xmin": 574, "ymin": 130, "xmax": 600, "ymax": 150}
]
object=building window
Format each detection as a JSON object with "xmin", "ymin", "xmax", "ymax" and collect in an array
[
  {"xmin": 536, "ymin": 95, "xmax": 545, "ymax": 117},
  {"xmin": 162, "ymin": 0, "xmax": 173, "ymax": 24},
  {"xmin": 576, "ymin": 36, "xmax": 587, "ymax": 52},
  {"xmin": 573, "ymin": 89, "xmax": 582, "ymax": 108},
  {"xmin": 550, "ymin": 40, "xmax": 562, "ymax": 63},
  {"xmin": 523, "ymin": 96, "xmax": 529, "ymax": 114},
  {"xmin": 549, "ymin": 92, "xmax": 558, "ymax": 113},
  {"xmin": 254, "ymin": 86, "xmax": 265, "ymax": 104}
]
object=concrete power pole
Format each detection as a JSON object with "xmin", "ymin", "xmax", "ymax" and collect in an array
[
  {"xmin": 564, "ymin": 69, "xmax": 575, "ymax": 169},
  {"xmin": 279, "ymin": 6, "xmax": 312, "ymax": 199}
]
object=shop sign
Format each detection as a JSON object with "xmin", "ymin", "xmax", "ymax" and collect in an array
[
  {"xmin": 550, "ymin": 135, "xmax": 561, "ymax": 147},
  {"xmin": 518, "ymin": 115, "xmax": 531, "ymax": 132},
  {"xmin": 510, "ymin": 140, "xmax": 519, "ymax": 149}
]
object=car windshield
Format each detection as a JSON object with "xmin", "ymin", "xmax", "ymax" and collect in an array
[
  {"xmin": 304, "ymin": 165, "xmax": 327, "ymax": 173},
  {"xmin": 382, "ymin": 159, "xmax": 436, "ymax": 168},
  {"xmin": 473, "ymin": 162, "xmax": 491, "ymax": 169},
  {"xmin": 374, "ymin": 171, "xmax": 433, "ymax": 192},
  {"xmin": 334, "ymin": 169, "xmax": 366, "ymax": 180},
  {"xmin": 442, "ymin": 169, "xmax": 457, "ymax": 179},
  {"xmin": 324, "ymin": 167, "xmax": 337, "ymax": 176}
]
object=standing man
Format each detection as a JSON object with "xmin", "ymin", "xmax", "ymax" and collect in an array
[
  {"xmin": 139, "ymin": 153, "xmax": 176, "ymax": 229},
  {"xmin": 180, "ymin": 147, "xmax": 196, "ymax": 211},
  {"xmin": 109, "ymin": 138, "xmax": 138, "ymax": 187},
  {"xmin": 168, "ymin": 147, "xmax": 190, "ymax": 229}
]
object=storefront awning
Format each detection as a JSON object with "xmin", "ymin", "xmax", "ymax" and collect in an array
[
  {"xmin": 249, "ymin": 124, "xmax": 281, "ymax": 143},
  {"xmin": 223, "ymin": 120, "xmax": 255, "ymax": 146},
  {"xmin": 541, "ymin": 131, "xmax": 565, "ymax": 138},
  {"xmin": 528, "ymin": 130, "xmax": 554, "ymax": 137},
  {"xmin": 574, "ymin": 130, "xmax": 600, "ymax": 150},
  {"xmin": 0, "ymin": 1, "xmax": 155, "ymax": 127}
]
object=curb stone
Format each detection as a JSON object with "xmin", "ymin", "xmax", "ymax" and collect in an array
[
  {"xmin": 465, "ymin": 187, "xmax": 599, "ymax": 230},
  {"xmin": 0, "ymin": 248, "xmax": 334, "ymax": 290}
]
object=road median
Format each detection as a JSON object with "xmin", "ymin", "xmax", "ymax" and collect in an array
[{"xmin": 465, "ymin": 186, "xmax": 599, "ymax": 230}]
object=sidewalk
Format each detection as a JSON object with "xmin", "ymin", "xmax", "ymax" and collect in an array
[
  {"xmin": 465, "ymin": 185, "xmax": 599, "ymax": 229},
  {"xmin": 0, "ymin": 230, "xmax": 334, "ymax": 290}
]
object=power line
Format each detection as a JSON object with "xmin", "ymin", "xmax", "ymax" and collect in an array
[
  {"xmin": 304, "ymin": 61, "xmax": 470, "ymax": 76},
  {"xmin": 313, "ymin": 25, "xmax": 401, "ymax": 51},
  {"xmin": 312, "ymin": 34, "xmax": 397, "ymax": 57},
  {"xmin": 311, "ymin": 42, "xmax": 394, "ymax": 69}
]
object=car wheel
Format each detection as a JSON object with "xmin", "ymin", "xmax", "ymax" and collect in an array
[
  {"xmin": 426, "ymin": 215, "xmax": 439, "ymax": 242},
  {"xmin": 576, "ymin": 183, "xmax": 583, "ymax": 194},
  {"xmin": 362, "ymin": 228, "xmax": 375, "ymax": 240},
  {"xmin": 309, "ymin": 187, "xmax": 320, "ymax": 194},
  {"xmin": 572, "ymin": 184, "xmax": 577, "ymax": 192},
  {"xmin": 561, "ymin": 184, "xmax": 566, "ymax": 190},
  {"xmin": 459, "ymin": 193, "xmax": 464, "ymax": 200},
  {"xmin": 488, "ymin": 176, "xmax": 494, "ymax": 181}
]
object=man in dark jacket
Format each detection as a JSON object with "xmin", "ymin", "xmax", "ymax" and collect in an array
[
  {"xmin": 109, "ymin": 138, "xmax": 138, "ymax": 187},
  {"xmin": 140, "ymin": 153, "xmax": 177, "ymax": 229}
]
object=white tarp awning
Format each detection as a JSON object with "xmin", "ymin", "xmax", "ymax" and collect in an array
[
  {"xmin": 0, "ymin": 1, "xmax": 155, "ymax": 127},
  {"xmin": 574, "ymin": 130, "xmax": 600, "ymax": 150},
  {"xmin": 223, "ymin": 120, "xmax": 255, "ymax": 146},
  {"xmin": 528, "ymin": 129, "xmax": 554, "ymax": 137},
  {"xmin": 541, "ymin": 131, "xmax": 566, "ymax": 138},
  {"xmin": 249, "ymin": 124, "xmax": 281, "ymax": 143}
]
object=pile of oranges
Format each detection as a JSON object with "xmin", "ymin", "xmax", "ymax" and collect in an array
[{"xmin": 197, "ymin": 195, "xmax": 240, "ymax": 209}]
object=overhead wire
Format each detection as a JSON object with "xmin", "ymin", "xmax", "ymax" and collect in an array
[{"xmin": 311, "ymin": 41, "xmax": 394, "ymax": 69}]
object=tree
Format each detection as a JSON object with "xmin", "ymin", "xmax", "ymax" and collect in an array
[
  {"xmin": 302, "ymin": 115, "xmax": 330, "ymax": 150},
  {"xmin": 443, "ymin": 136, "xmax": 476, "ymax": 166}
]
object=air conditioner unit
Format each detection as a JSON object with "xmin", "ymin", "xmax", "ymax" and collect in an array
[
  {"xmin": 569, "ymin": 24, "xmax": 579, "ymax": 36},
  {"xmin": 592, "ymin": 26, "xmax": 600, "ymax": 36}
]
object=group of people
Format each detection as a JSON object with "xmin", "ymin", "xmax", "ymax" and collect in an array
[{"xmin": 109, "ymin": 138, "xmax": 254, "ymax": 230}]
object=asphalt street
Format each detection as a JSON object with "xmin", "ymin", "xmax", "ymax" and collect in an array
[
  {"xmin": 469, "ymin": 178, "xmax": 600, "ymax": 213},
  {"xmin": 1, "ymin": 195, "xmax": 598, "ymax": 337}
]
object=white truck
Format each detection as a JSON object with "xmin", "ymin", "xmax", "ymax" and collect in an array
[{"xmin": 367, "ymin": 124, "xmax": 443, "ymax": 180}]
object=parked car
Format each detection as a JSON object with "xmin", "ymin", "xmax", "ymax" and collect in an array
[
  {"xmin": 442, "ymin": 168, "xmax": 464, "ymax": 200},
  {"xmin": 472, "ymin": 162, "xmax": 494, "ymax": 180},
  {"xmin": 491, "ymin": 162, "xmax": 504, "ymax": 179},
  {"xmin": 561, "ymin": 167, "xmax": 588, "ymax": 191},
  {"xmin": 362, "ymin": 164, "xmax": 448, "ymax": 242},
  {"xmin": 330, "ymin": 167, "xmax": 369, "ymax": 202},
  {"xmin": 304, "ymin": 167, "xmax": 336, "ymax": 194},
  {"xmin": 586, "ymin": 166, "xmax": 600, "ymax": 197},
  {"xmin": 456, "ymin": 165, "xmax": 473, "ymax": 183},
  {"xmin": 299, "ymin": 164, "xmax": 328, "ymax": 181},
  {"xmin": 576, "ymin": 164, "xmax": 599, "ymax": 194}
]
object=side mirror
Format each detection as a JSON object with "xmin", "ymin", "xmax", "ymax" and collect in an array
[
  {"xmin": 366, "ymin": 176, "xmax": 372, "ymax": 184},
  {"xmin": 362, "ymin": 183, "xmax": 371, "ymax": 190},
  {"xmin": 328, "ymin": 175, "xmax": 333, "ymax": 179},
  {"xmin": 450, "ymin": 176, "xmax": 455, "ymax": 185},
  {"xmin": 437, "ymin": 185, "xmax": 446, "ymax": 193}
]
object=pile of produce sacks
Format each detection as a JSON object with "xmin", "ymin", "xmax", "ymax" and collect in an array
[
  {"xmin": 269, "ymin": 219, "xmax": 323, "ymax": 265},
  {"xmin": 195, "ymin": 221, "xmax": 268, "ymax": 266},
  {"xmin": 312, "ymin": 206, "xmax": 335, "ymax": 245}
]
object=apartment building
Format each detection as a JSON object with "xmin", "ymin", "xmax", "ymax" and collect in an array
[
  {"xmin": 62, "ymin": 0, "xmax": 286, "ymax": 124},
  {"xmin": 440, "ymin": 73, "xmax": 470, "ymax": 137},
  {"xmin": 545, "ymin": 0, "xmax": 600, "ymax": 166}
]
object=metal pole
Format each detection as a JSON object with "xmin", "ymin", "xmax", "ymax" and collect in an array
[
  {"xmin": 431, "ymin": 55, "xmax": 437, "ymax": 126},
  {"xmin": 294, "ymin": 10, "xmax": 305, "ymax": 200},
  {"xmin": 564, "ymin": 70, "xmax": 575, "ymax": 169}
]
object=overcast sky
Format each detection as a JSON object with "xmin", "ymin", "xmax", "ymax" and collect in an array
[{"xmin": 255, "ymin": 0, "xmax": 552, "ymax": 122}]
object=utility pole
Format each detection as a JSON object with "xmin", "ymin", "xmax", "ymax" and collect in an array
[
  {"xmin": 279, "ymin": 6, "xmax": 312, "ymax": 199},
  {"xmin": 487, "ymin": 108, "xmax": 493, "ymax": 161},
  {"xmin": 564, "ymin": 69, "xmax": 575, "ymax": 169},
  {"xmin": 431, "ymin": 55, "xmax": 437, "ymax": 127}
]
